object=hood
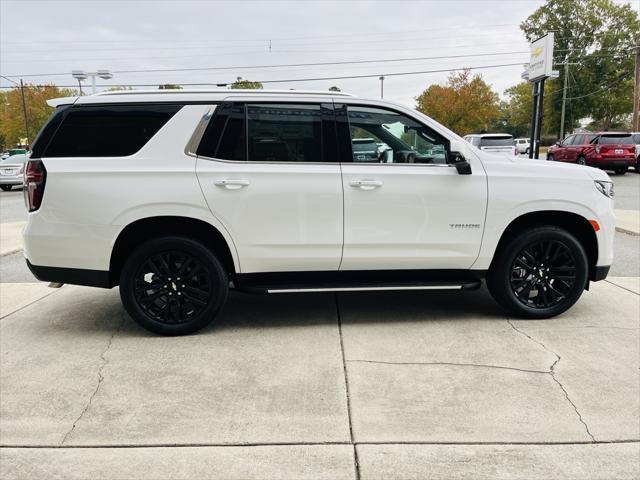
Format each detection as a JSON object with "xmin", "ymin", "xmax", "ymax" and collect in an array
[{"xmin": 476, "ymin": 150, "xmax": 610, "ymax": 182}]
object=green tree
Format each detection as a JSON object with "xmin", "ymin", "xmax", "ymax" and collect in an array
[
  {"xmin": 229, "ymin": 77, "xmax": 263, "ymax": 89},
  {"xmin": 495, "ymin": 80, "xmax": 557, "ymax": 138},
  {"xmin": 158, "ymin": 84, "xmax": 183, "ymax": 90},
  {"xmin": 415, "ymin": 70, "xmax": 500, "ymax": 136},
  {"xmin": 521, "ymin": 0, "xmax": 639, "ymax": 135},
  {"xmin": 0, "ymin": 84, "xmax": 76, "ymax": 147}
]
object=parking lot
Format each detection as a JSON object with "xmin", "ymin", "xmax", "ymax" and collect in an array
[{"xmin": 1, "ymin": 172, "xmax": 639, "ymax": 479}]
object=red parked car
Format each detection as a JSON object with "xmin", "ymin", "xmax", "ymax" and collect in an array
[{"xmin": 547, "ymin": 132, "xmax": 636, "ymax": 175}]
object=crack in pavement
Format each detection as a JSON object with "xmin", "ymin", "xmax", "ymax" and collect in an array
[
  {"xmin": 507, "ymin": 320, "xmax": 596, "ymax": 442},
  {"xmin": 346, "ymin": 359, "xmax": 549, "ymax": 375},
  {"xmin": 60, "ymin": 312, "xmax": 126, "ymax": 446},
  {"xmin": 334, "ymin": 294, "xmax": 361, "ymax": 480}
]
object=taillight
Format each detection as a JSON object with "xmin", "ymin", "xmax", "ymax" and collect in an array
[{"xmin": 23, "ymin": 160, "xmax": 46, "ymax": 212}]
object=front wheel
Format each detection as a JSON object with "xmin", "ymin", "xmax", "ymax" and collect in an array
[
  {"xmin": 577, "ymin": 156, "xmax": 586, "ymax": 166},
  {"xmin": 547, "ymin": 154, "xmax": 554, "ymax": 162},
  {"xmin": 614, "ymin": 167, "xmax": 627, "ymax": 175},
  {"xmin": 0, "ymin": 185, "xmax": 12, "ymax": 191},
  {"xmin": 120, "ymin": 236, "xmax": 228, "ymax": 335},
  {"xmin": 487, "ymin": 226, "xmax": 588, "ymax": 319}
]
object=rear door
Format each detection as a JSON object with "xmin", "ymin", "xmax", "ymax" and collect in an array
[
  {"xmin": 565, "ymin": 134, "xmax": 583, "ymax": 162},
  {"xmin": 195, "ymin": 101, "xmax": 343, "ymax": 273}
]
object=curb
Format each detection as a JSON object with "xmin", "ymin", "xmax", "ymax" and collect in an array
[
  {"xmin": 615, "ymin": 227, "xmax": 640, "ymax": 237},
  {"xmin": 0, "ymin": 247, "xmax": 23, "ymax": 257}
]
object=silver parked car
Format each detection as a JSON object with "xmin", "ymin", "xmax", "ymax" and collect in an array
[{"xmin": 0, "ymin": 153, "xmax": 28, "ymax": 191}]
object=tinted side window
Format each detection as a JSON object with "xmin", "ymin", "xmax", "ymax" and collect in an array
[
  {"xmin": 30, "ymin": 105, "xmax": 70, "ymax": 159},
  {"xmin": 563, "ymin": 135, "xmax": 575, "ymax": 146},
  {"xmin": 247, "ymin": 104, "xmax": 323, "ymax": 162},
  {"xmin": 44, "ymin": 104, "xmax": 182, "ymax": 157},
  {"xmin": 217, "ymin": 104, "xmax": 246, "ymax": 161},
  {"xmin": 573, "ymin": 135, "xmax": 584, "ymax": 145}
]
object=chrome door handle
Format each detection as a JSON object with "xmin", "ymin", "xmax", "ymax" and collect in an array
[
  {"xmin": 350, "ymin": 179, "xmax": 383, "ymax": 190},
  {"xmin": 214, "ymin": 179, "xmax": 250, "ymax": 190}
]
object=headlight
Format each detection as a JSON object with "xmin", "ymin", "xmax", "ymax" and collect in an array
[{"xmin": 594, "ymin": 180, "xmax": 614, "ymax": 198}]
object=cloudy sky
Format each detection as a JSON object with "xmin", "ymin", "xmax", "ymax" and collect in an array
[{"xmin": 0, "ymin": 0, "xmax": 636, "ymax": 107}]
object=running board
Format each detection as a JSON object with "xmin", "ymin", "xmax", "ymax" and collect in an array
[
  {"xmin": 237, "ymin": 281, "xmax": 482, "ymax": 294},
  {"xmin": 233, "ymin": 270, "xmax": 485, "ymax": 295},
  {"xmin": 267, "ymin": 284, "xmax": 473, "ymax": 293}
]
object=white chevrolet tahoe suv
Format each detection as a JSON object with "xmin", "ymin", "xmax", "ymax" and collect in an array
[{"xmin": 23, "ymin": 89, "xmax": 615, "ymax": 335}]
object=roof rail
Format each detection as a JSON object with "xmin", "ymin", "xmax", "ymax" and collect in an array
[{"xmin": 94, "ymin": 88, "xmax": 355, "ymax": 97}]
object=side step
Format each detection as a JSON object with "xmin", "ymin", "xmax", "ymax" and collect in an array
[
  {"xmin": 233, "ymin": 270, "xmax": 484, "ymax": 294},
  {"xmin": 264, "ymin": 281, "xmax": 480, "ymax": 294}
]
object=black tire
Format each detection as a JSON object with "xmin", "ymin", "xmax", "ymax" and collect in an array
[
  {"xmin": 525, "ymin": 147, "xmax": 530, "ymax": 156},
  {"xmin": 614, "ymin": 167, "xmax": 627, "ymax": 175},
  {"xmin": 487, "ymin": 225, "xmax": 589, "ymax": 319},
  {"xmin": 636, "ymin": 157, "xmax": 640, "ymax": 173},
  {"xmin": 120, "ymin": 236, "xmax": 228, "ymax": 335},
  {"xmin": 547, "ymin": 154, "xmax": 554, "ymax": 162},
  {"xmin": 577, "ymin": 156, "xmax": 586, "ymax": 166},
  {"xmin": 0, "ymin": 185, "xmax": 12, "ymax": 191}
]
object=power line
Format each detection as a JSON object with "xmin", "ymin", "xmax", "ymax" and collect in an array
[
  {"xmin": 0, "ymin": 61, "xmax": 528, "ymax": 89},
  {"xmin": 2, "ymin": 51, "xmax": 530, "ymax": 78}
]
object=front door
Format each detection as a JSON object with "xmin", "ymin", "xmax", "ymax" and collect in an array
[
  {"xmin": 196, "ymin": 102, "xmax": 343, "ymax": 273},
  {"xmin": 338, "ymin": 104, "xmax": 487, "ymax": 270}
]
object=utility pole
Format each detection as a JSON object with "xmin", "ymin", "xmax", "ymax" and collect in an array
[
  {"xmin": 19, "ymin": 79, "xmax": 30, "ymax": 147},
  {"xmin": 633, "ymin": 39, "xmax": 639, "ymax": 132},
  {"xmin": 379, "ymin": 76, "xmax": 384, "ymax": 99},
  {"xmin": 559, "ymin": 58, "xmax": 569, "ymax": 140}
]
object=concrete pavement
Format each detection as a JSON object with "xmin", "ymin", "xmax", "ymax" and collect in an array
[
  {"xmin": 0, "ymin": 222, "xmax": 24, "ymax": 257},
  {"xmin": 1, "ymin": 279, "xmax": 638, "ymax": 479}
]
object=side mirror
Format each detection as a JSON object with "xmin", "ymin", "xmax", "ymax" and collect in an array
[{"xmin": 449, "ymin": 139, "xmax": 472, "ymax": 175}]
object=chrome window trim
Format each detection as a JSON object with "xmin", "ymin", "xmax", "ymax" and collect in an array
[
  {"xmin": 184, "ymin": 105, "xmax": 218, "ymax": 157},
  {"xmin": 196, "ymin": 153, "xmax": 455, "ymax": 167}
]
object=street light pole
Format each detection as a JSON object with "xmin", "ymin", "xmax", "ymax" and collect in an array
[
  {"xmin": 19, "ymin": 80, "xmax": 30, "ymax": 146},
  {"xmin": 72, "ymin": 70, "xmax": 113, "ymax": 94}
]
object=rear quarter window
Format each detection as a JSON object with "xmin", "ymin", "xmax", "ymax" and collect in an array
[{"xmin": 43, "ymin": 104, "xmax": 182, "ymax": 157}]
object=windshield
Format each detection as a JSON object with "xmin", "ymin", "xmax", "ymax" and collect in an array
[
  {"xmin": 599, "ymin": 135, "xmax": 633, "ymax": 145},
  {"xmin": 480, "ymin": 137, "xmax": 514, "ymax": 147}
]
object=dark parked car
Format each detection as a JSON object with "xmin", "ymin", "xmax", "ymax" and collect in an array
[
  {"xmin": 547, "ymin": 132, "xmax": 636, "ymax": 175},
  {"xmin": 352, "ymin": 138, "xmax": 380, "ymax": 162}
]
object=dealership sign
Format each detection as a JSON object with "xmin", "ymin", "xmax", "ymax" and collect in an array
[{"xmin": 528, "ymin": 33, "xmax": 555, "ymax": 82}]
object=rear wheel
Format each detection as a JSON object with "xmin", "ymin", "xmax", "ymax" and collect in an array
[
  {"xmin": 0, "ymin": 185, "xmax": 12, "ymax": 191},
  {"xmin": 577, "ymin": 156, "xmax": 586, "ymax": 166},
  {"xmin": 487, "ymin": 226, "xmax": 588, "ymax": 319},
  {"xmin": 547, "ymin": 154, "xmax": 554, "ymax": 162},
  {"xmin": 614, "ymin": 167, "xmax": 627, "ymax": 175},
  {"xmin": 120, "ymin": 236, "xmax": 228, "ymax": 335},
  {"xmin": 636, "ymin": 157, "xmax": 640, "ymax": 172}
]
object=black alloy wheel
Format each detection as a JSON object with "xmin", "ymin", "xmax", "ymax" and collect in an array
[
  {"xmin": 133, "ymin": 251, "xmax": 213, "ymax": 324},
  {"xmin": 577, "ymin": 156, "xmax": 586, "ymax": 166},
  {"xmin": 510, "ymin": 240, "xmax": 576, "ymax": 309},
  {"xmin": 0, "ymin": 185, "xmax": 12, "ymax": 191},
  {"xmin": 487, "ymin": 225, "xmax": 588, "ymax": 319},
  {"xmin": 120, "ymin": 237, "xmax": 228, "ymax": 335}
]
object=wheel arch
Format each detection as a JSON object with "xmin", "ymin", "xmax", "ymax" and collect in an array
[
  {"xmin": 489, "ymin": 210, "xmax": 598, "ymax": 280},
  {"xmin": 109, "ymin": 216, "xmax": 238, "ymax": 286}
]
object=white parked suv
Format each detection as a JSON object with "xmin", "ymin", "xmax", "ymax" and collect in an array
[{"xmin": 23, "ymin": 89, "xmax": 615, "ymax": 335}]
